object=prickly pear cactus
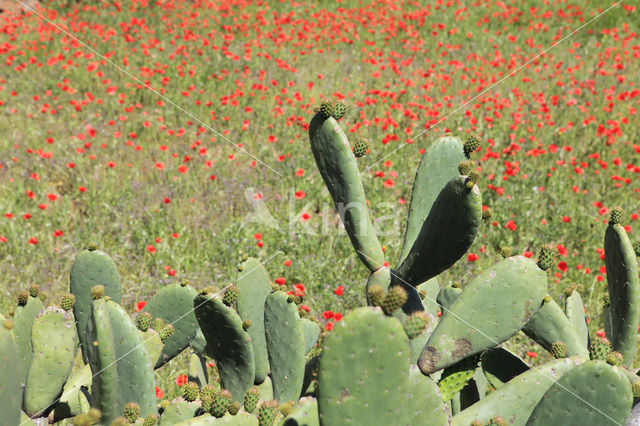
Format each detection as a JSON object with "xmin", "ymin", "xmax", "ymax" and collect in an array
[
  {"xmin": 0, "ymin": 321, "xmax": 21, "ymax": 426},
  {"xmin": 13, "ymin": 293, "xmax": 44, "ymax": 383}
]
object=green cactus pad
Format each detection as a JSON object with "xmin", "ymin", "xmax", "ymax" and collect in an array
[
  {"xmin": 452, "ymin": 357, "xmax": 585, "ymax": 425},
  {"xmin": 406, "ymin": 366, "xmax": 450, "ymax": 425},
  {"xmin": 188, "ymin": 350, "xmax": 209, "ymax": 388},
  {"xmin": 0, "ymin": 322, "xmax": 21, "ymax": 426},
  {"xmin": 526, "ymin": 360, "xmax": 632, "ymax": 425},
  {"xmin": 399, "ymin": 136, "xmax": 467, "ymax": 265},
  {"xmin": 159, "ymin": 399, "xmax": 200, "ymax": 424},
  {"xmin": 365, "ymin": 267, "xmax": 391, "ymax": 306},
  {"xmin": 280, "ymin": 396, "xmax": 319, "ymax": 426},
  {"xmin": 436, "ymin": 283, "xmax": 462, "ymax": 313},
  {"xmin": 172, "ymin": 412, "xmax": 259, "ymax": 425},
  {"xmin": 438, "ymin": 355, "xmax": 480, "ymax": 402},
  {"xmin": 235, "ymin": 257, "xmax": 273, "ymax": 384},
  {"xmin": 317, "ymin": 307, "xmax": 411, "ymax": 425},
  {"xmin": 70, "ymin": 246, "xmax": 121, "ymax": 364},
  {"xmin": 564, "ymin": 289, "xmax": 589, "ymax": 350},
  {"xmin": 142, "ymin": 282, "xmax": 200, "ymax": 368},
  {"xmin": 138, "ymin": 328, "xmax": 163, "ymax": 364},
  {"xmin": 23, "ymin": 306, "xmax": 78, "ymax": 417},
  {"xmin": 419, "ymin": 256, "xmax": 547, "ymax": 375},
  {"xmin": 522, "ymin": 297, "xmax": 589, "ymax": 358},
  {"xmin": 12, "ymin": 294, "xmax": 43, "ymax": 383},
  {"xmin": 300, "ymin": 317, "xmax": 320, "ymax": 355},
  {"xmin": 397, "ymin": 175, "xmax": 482, "ymax": 287},
  {"xmin": 264, "ymin": 291, "xmax": 305, "ymax": 403},
  {"xmin": 52, "ymin": 364, "xmax": 92, "ymax": 422},
  {"xmin": 194, "ymin": 293, "xmax": 255, "ymax": 402},
  {"xmin": 604, "ymin": 220, "xmax": 640, "ymax": 367},
  {"xmin": 309, "ymin": 113, "xmax": 385, "ymax": 272}
]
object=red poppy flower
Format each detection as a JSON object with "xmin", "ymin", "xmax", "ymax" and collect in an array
[
  {"xmin": 136, "ymin": 301, "xmax": 147, "ymax": 312},
  {"xmin": 527, "ymin": 351, "xmax": 538, "ymax": 358},
  {"xmin": 155, "ymin": 387, "xmax": 164, "ymax": 399},
  {"xmin": 175, "ymin": 374, "xmax": 188, "ymax": 387},
  {"xmin": 324, "ymin": 322, "xmax": 334, "ymax": 331},
  {"xmin": 333, "ymin": 286, "xmax": 344, "ymax": 296},
  {"xmin": 333, "ymin": 313, "xmax": 343, "ymax": 321},
  {"xmin": 322, "ymin": 311, "xmax": 333, "ymax": 319}
]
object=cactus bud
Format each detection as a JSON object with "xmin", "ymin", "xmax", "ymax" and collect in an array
[
  {"xmin": 183, "ymin": 382, "xmax": 199, "ymax": 402},
  {"xmin": 367, "ymin": 285, "xmax": 385, "ymax": 307},
  {"xmin": 634, "ymin": 240, "xmax": 640, "ymax": 257},
  {"xmin": 123, "ymin": 402, "xmax": 140, "ymax": 423},
  {"xmin": 458, "ymin": 160, "xmax": 473, "ymax": 176},
  {"xmin": 151, "ymin": 317, "xmax": 165, "ymax": 331},
  {"xmin": 142, "ymin": 414, "xmax": 158, "ymax": 426},
  {"xmin": 87, "ymin": 242, "xmax": 98, "ymax": 251},
  {"xmin": 482, "ymin": 207, "xmax": 493, "ymax": 222},
  {"xmin": 489, "ymin": 417, "xmax": 506, "ymax": 426},
  {"xmin": 38, "ymin": 291, "xmax": 48, "ymax": 303},
  {"xmin": 452, "ymin": 281, "xmax": 461, "ymax": 289},
  {"xmin": 466, "ymin": 170, "xmax": 480, "ymax": 188},
  {"xmin": 228, "ymin": 401, "xmax": 241, "ymax": 416},
  {"xmin": 602, "ymin": 293, "xmax": 610, "ymax": 306},
  {"xmin": 500, "ymin": 246, "xmax": 512, "ymax": 258},
  {"xmin": 418, "ymin": 289, "xmax": 427, "ymax": 300},
  {"xmin": 463, "ymin": 134, "xmax": 481, "ymax": 155},
  {"xmin": 242, "ymin": 319, "xmax": 252, "ymax": 331},
  {"xmin": 111, "ymin": 417, "xmax": 130, "ymax": 426},
  {"xmin": 543, "ymin": 295, "xmax": 551, "ymax": 303},
  {"xmin": 258, "ymin": 400, "xmax": 279, "ymax": 426},
  {"xmin": 590, "ymin": 336, "xmax": 612, "ymax": 361},
  {"xmin": 159, "ymin": 324, "xmax": 175, "ymax": 341},
  {"xmin": 381, "ymin": 285, "xmax": 408, "ymax": 316},
  {"xmin": 223, "ymin": 284, "xmax": 239, "ymax": 307},
  {"xmin": 87, "ymin": 408, "xmax": 101, "ymax": 422},
  {"xmin": 271, "ymin": 284, "xmax": 280, "ymax": 292},
  {"xmin": 60, "ymin": 293, "xmax": 76, "ymax": 311},
  {"xmin": 280, "ymin": 402, "xmax": 293, "ymax": 416},
  {"xmin": 244, "ymin": 386, "xmax": 259, "ymax": 413},
  {"xmin": 403, "ymin": 312, "xmax": 429, "ymax": 339},
  {"xmin": 352, "ymin": 136, "xmax": 369, "ymax": 158},
  {"xmin": 610, "ymin": 207, "xmax": 624, "ymax": 225},
  {"xmin": 180, "ymin": 279, "xmax": 189, "ymax": 287},
  {"xmin": 17, "ymin": 290, "xmax": 29, "ymax": 306},
  {"xmin": 29, "ymin": 284, "xmax": 39, "ymax": 298},
  {"xmin": 550, "ymin": 341, "xmax": 567, "ymax": 359},
  {"xmin": 536, "ymin": 244, "xmax": 557, "ymax": 271},
  {"xmin": 136, "ymin": 312, "xmax": 153, "ymax": 332},
  {"xmin": 91, "ymin": 285, "xmax": 105, "ymax": 300},
  {"xmin": 315, "ymin": 97, "xmax": 347, "ymax": 120},
  {"xmin": 3, "ymin": 319, "xmax": 14, "ymax": 330}
]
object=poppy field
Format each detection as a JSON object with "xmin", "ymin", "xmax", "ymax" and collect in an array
[{"xmin": 1, "ymin": 0, "xmax": 640, "ymax": 423}]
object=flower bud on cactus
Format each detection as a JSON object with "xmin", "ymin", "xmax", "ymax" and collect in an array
[
  {"xmin": 403, "ymin": 312, "xmax": 429, "ymax": 339},
  {"xmin": 352, "ymin": 136, "xmax": 369, "ymax": 158},
  {"xmin": 39, "ymin": 291, "xmax": 48, "ymax": 303},
  {"xmin": 87, "ymin": 408, "xmax": 101, "ymax": 423},
  {"xmin": 60, "ymin": 293, "xmax": 76, "ymax": 311},
  {"xmin": 200, "ymin": 394, "xmax": 213, "ymax": 413},
  {"xmin": 200, "ymin": 384, "xmax": 216, "ymax": 399},
  {"xmin": 3, "ymin": 319, "xmax": 13, "ymax": 330},
  {"xmin": 367, "ymin": 284, "xmax": 385, "ymax": 308},
  {"xmin": 610, "ymin": 207, "xmax": 624, "ymax": 225},
  {"xmin": 590, "ymin": 336, "xmax": 612, "ymax": 361},
  {"xmin": 136, "ymin": 312, "xmax": 153, "ymax": 332},
  {"xmin": 159, "ymin": 324, "xmax": 175, "ymax": 341},
  {"xmin": 500, "ymin": 246, "xmax": 513, "ymax": 258},
  {"xmin": 463, "ymin": 134, "xmax": 481, "ymax": 155},
  {"xmin": 470, "ymin": 421, "xmax": 483, "ymax": 426},
  {"xmin": 143, "ymin": 414, "xmax": 158, "ymax": 426},
  {"xmin": 563, "ymin": 284, "xmax": 576, "ymax": 297},
  {"xmin": 632, "ymin": 382, "xmax": 640, "ymax": 398},
  {"xmin": 180, "ymin": 279, "xmax": 189, "ymax": 287},
  {"xmin": 211, "ymin": 389, "xmax": 232, "ymax": 418},
  {"xmin": 382, "ymin": 285, "xmax": 408, "ymax": 316},
  {"xmin": 608, "ymin": 351, "xmax": 624, "ymax": 366},
  {"xmin": 458, "ymin": 160, "xmax": 473, "ymax": 176},
  {"xmin": 123, "ymin": 402, "xmax": 140, "ymax": 423},
  {"xmin": 17, "ymin": 290, "xmax": 29, "ymax": 306},
  {"xmin": 280, "ymin": 402, "xmax": 293, "ymax": 416},
  {"xmin": 88, "ymin": 242, "xmax": 98, "ymax": 251},
  {"xmin": 550, "ymin": 341, "xmax": 567, "ymax": 359},
  {"xmin": 536, "ymin": 244, "xmax": 557, "ymax": 271},
  {"xmin": 228, "ymin": 401, "xmax": 241, "ymax": 415},
  {"xmin": 258, "ymin": 400, "xmax": 279, "ymax": 426},
  {"xmin": 543, "ymin": 295, "xmax": 551, "ymax": 303},
  {"xmin": 223, "ymin": 284, "xmax": 239, "ymax": 307},
  {"xmin": 314, "ymin": 97, "xmax": 347, "ymax": 120},
  {"xmin": 151, "ymin": 317, "xmax": 165, "ymax": 331},
  {"xmin": 244, "ymin": 386, "xmax": 259, "ymax": 413},
  {"xmin": 466, "ymin": 170, "xmax": 480, "ymax": 189},
  {"xmin": 29, "ymin": 284, "xmax": 39, "ymax": 298},
  {"xmin": 91, "ymin": 285, "xmax": 105, "ymax": 300},
  {"xmin": 271, "ymin": 284, "xmax": 280, "ymax": 292},
  {"xmin": 242, "ymin": 319, "xmax": 252, "ymax": 331},
  {"xmin": 183, "ymin": 382, "xmax": 199, "ymax": 402}
]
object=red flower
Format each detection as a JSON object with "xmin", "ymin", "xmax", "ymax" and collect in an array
[
  {"xmin": 175, "ymin": 374, "xmax": 188, "ymax": 387},
  {"xmin": 275, "ymin": 277, "xmax": 286, "ymax": 285},
  {"xmin": 504, "ymin": 220, "xmax": 517, "ymax": 231},
  {"xmin": 299, "ymin": 305, "xmax": 310, "ymax": 313},
  {"xmin": 295, "ymin": 169, "xmax": 305, "ymax": 177},
  {"xmin": 324, "ymin": 322, "xmax": 334, "ymax": 331},
  {"xmin": 28, "ymin": 237, "xmax": 38, "ymax": 244},
  {"xmin": 155, "ymin": 387, "xmax": 164, "ymax": 399},
  {"xmin": 322, "ymin": 311, "xmax": 333, "ymax": 319},
  {"xmin": 136, "ymin": 301, "xmax": 147, "ymax": 312},
  {"xmin": 284, "ymin": 259, "xmax": 292, "ymax": 267},
  {"xmin": 523, "ymin": 251, "xmax": 534, "ymax": 258},
  {"xmin": 557, "ymin": 262, "xmax": 568, "ymax": 273},
  {"xmin": 78, "ymin": 186, "xmax": 87, "ymax": 192},
  {"xmin": 294, "ymin": 284, "xmax": 306, "ymax": 296},
  {"xmin": 527, "ymin": 351, "xmax": 538, "ymax": 358},
  {"xmin": 254, "ymin": 233, "xmax": 262, "ymax": 240},
  {"xmin": 257, "ymin": 241, "xmax": 264, "ymax": 248},
  {"xmin": 168, "ymin": 269, "xmax": 176, "ymax": 277},
  {"xmin": 596, "ymin": 330, "xmax": 606, "ymax": 338},
  {"xmin": 53, "ymin": 230, "xmax": 64, "ymax": 237},
  {"xmin": 147, "ymin": 245, "xmax": 156, "ymax": 254},
  {"xmin": 333, "ymin": 285, "xmax": 344, "ymax": 296},
  {"xmin": 562, "ymin": 216, "xmax": 571, "ymax": 223},
  {"xmin": 295, "ymin": 191, "xmax": 306, "ymax": 199},
  {"xmin": 333, "ymin": 312, "xmax": 343, "ymax": 321},
  {"xmin": 467, "ymin": 253, "xmax": 479, "ymax": 262}
]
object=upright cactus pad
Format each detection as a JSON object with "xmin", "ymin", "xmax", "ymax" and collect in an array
[
  {"xmin": 194, "ymin": 293, "xmax": 255, "ymax": 402},
  {"xmin": 397, "ymin": 175, "xmax": 483, "ymax": 287},
  {"xmin": 604, "ymin": 216, "xmax": 640, "ymax": 367},
  {"xmin": 526, "ymin": 361, "xmax": 632, "ymax": 425},
  {"xmin": 564, "ymin": 289, "xmax": 589, "ymax": 350},
  {"xmin": 235, "ymin": 257, "xmax": 273, "ymax": 384},
  {"xmin": 0, "ymin": 322, "xmax": 21, "ymax": 426},
  {"xmin": 407, "ymin": 366, "xmax": 450, "ymax": 425},
  {"xmin": 309, "ymin": 112, "xmax": 385, "ymax": 272},
  {"xmin": 452, "ymin": 357, "xmax": 584, "ymax": 425},
  {"xmin": 70, "ymin": 245, "xmax": 121, "ymax": 364},
  {"xmin": 317, "ymin": 307, "xmax": 411, "ymax": 425},
  {"xmin": 264, "ymin": 291, "xmax": 305, "ymax": 403},
  {"xmin": 141, "ymin": 282, "xmax": 200, "ymax": 368},
  {"xmin": 23, "ymin": 306, "xmax": 78, "ymax": 417},
  {"xmin": 300, "ymin": 317, "xmax": 321, "ymax": 355},
  {"xmin": 399, "ymin": 136, "xmax": 467, "ymax": 265},
  {"xmin": 12, "ymin": 293, "xmax": 43, "ymax": 383},
  {"xmin": 438, "ymin": 355, "xmax": 480, "ymax": 402},
  {"xmin": 419, "ymin": 256, "xmax": 547, "ymax": 375}
]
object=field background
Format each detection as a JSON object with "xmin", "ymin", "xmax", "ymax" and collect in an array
[{"xmin": 0, "ymin": 0, "xmax": 638, "ymax": 398}]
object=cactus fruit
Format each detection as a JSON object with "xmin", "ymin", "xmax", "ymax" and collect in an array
[
  {"xmin": 466, "ymin": 170, "xmax": 480, "ymax": 188},
  {"xmin": 211, "ymin": 390, "xmax": 232, "ymax": 418},
  {"xmin": 123, "ymin": 402, "xmax": 140, "ymax": 423},
  {"xmin": 463, "ymin": 135, "xmax": 481, "ymax": 155},
  {"xmin": 352, "ymin": 136, "xmax": 369, "ymax": 158},
  {"xmin": 242, "ymin": 319, "xmax": 252, "ymax": 331},
  {"xmin": 142, "ymin": 414, "xmax": 157, "ymax": 426},
  {"xmin": 60, "ymin": 293, "xmax": 75, "ymax": 311},
  {"xmin": 634, "ymin": 240, "xmax": 640, "ymax": 256},
  {"xmin": 550, "ymin": 342, "xmax": 567, "ymax": 359},
  {"xmin": 223, "ymin": 284, "xmax": 239, "ymax": 307},
  {"xmin": 244, "ymin": 387, "xmax": 260, "ymax": 413},
  {"xmin": 279, "ymin": 402, "xmax": 293, "ymax": 416},
  {"xmin": 590, "ymin": 336, "xmax": 612, "ymax": 361},
  {"xmin": 183, "ymin": 382, "xmax": 199, "ymax": 402},
  {"xmin": 91, "ymin": 285, "xmax": 105, "ymax": 300},
  {"xmin": 29, "ymin": 283, "xmax": 39, "ymax": 298},
  {"xmin": 482, "ymin": 207, "xmax": 493, "ymax": 222},
  {"xmin": 489, "ymin": 416, "xmax": 506, "ymax": 426},
  {"xmin": 158, "ymin": 324, "xmax": 175, "ymax": 341},
  {"xmin": 17, "ymin": 290, "xmax": 29, "ymax": 306},
  {"xmin": 536, "ymin": 244, "xmax": 557, "ymax": 271},
  {"xmin": 151, "ymin": 317, "xmax": 164, "ymax": 331},
  {"xmin": 404, "ymin": 312, "xmax": 430, "ymax": 339},
  {"xmin": 309, "ymin": 109, "xmax": 385, "ymax": 273},
  {"xmin": 382, "ymin": 285, "xmax": 409, "ymax": 315},
  {"xmin": 136, "ymin": 312, "xmax": 152, "ymax": 332},
  {"xmin": 228, "ymin": 401, "xmax": 242, "ymax": 416},
  {"xmin": 367, "ymin": 284, "xmax": 385, "ymax": 307},
  {"xmin": 610, "ymin": 207, "xmax": 624, "ymax": 224},
  {"xmin": 500, "ymin": 247, "xmax": 512, "ymax": 258},
  {"xmin": 314, "ymin": 96, "xmax": 347, "ymax": 120},
  {"xmin": 458, "ymin": 160, "xmax": 473, "ymax": 175},
  {"xmin": 257, "ymin": 400, "xmax": 279, "ymax": 426}
]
